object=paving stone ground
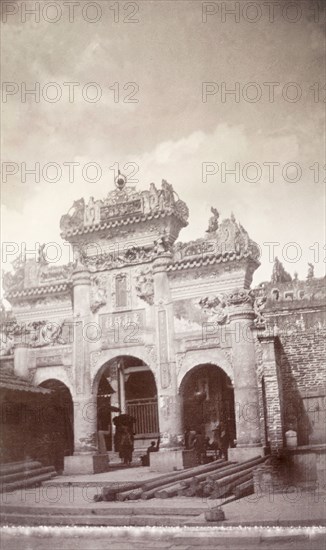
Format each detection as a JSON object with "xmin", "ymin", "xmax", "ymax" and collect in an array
[
  {"xmin": 1, "ymin": 526, "xmax": 326, "ymax": 550},
  {"xmin": 1, "ymin": 466, "xmax": 325, "ymax": 527}
]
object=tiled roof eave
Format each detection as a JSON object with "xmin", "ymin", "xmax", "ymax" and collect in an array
[
  {"xmin": 0, "ymin": 378, "xmax": 51, "ymax": 394},
  {"xmin": 61, "ymin": 211, "xmax": 188, "ymax": 238},
  {"xmin": 167, "ymin": 251, "xmax": 260, "ymax": 271},
  {"xmin": 5, "ymin": 282, "xmax": 71, "ymax": 300}
]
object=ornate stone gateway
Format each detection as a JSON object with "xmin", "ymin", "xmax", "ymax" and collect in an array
[{"xmin": 3, "ymin": 174, "xmax": 267, "ymax": 473}]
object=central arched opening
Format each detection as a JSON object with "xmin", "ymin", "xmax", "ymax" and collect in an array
[
  {"xmin": 38, "ymin": 379, "xmax": 74, "ymax": 473},
  {"xmin": 96, "ymin": 355, "xmax": 159, "ymax": 452},
  {"xmin": 180, "ymin": 364, "xmax": 236, "ymax": 448}
]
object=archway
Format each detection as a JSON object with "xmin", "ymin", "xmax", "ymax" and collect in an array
[
  {"xmin": 38, "ymin": 379, "xmax": 74, "ymax": 473},
  {"xmin": 180, "ymin": 364, "xmax": 236, "ymax": 446},
  {"xmin": 95, "ymin": 355, "xmax": 159, "ymax": 452}
]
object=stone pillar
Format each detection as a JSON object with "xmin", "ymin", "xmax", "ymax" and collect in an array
[
  {"xmin": 119, "ymin": 362, "xmax": 126, "ymax": 414},
  {"xmin": 14, "ymin": 343, "xmax": 30, "ymax": 379},
  {"xmin": 64, "ymin": 264, "xmax": 107, "ymax": 474},
  {"xmin": 226, "ymin": 289, "xmax": 264, "ymax": 462},
  {"xmin": 73, "ymin": 396, "xmax": 97, "ymax": 454},
  {"xmin": 152, "ymin": 253, "xmax": 183, "ymax": 460},
  {"xmin": 108, "ymin": 360, "xmax": 120, "ymax": 450},
  {"xmin": 258, "ymin": 333, "xmax": 284, "ymax": 454}
]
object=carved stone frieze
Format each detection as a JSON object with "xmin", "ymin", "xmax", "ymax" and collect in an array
[
  {"xmin": 14, "ymin": 320, "xmax": 69, "ymax": 348},
  {"xmin": 135, "ymin": 267, "xmax": 154, "ymax": 305},
  {"xmin": 253, "ymin": 293, "xmax": 267, "ymax": 328},
  {"xmin": 111, "ymin": 271, "xmax": 131, "ymax": 310},
  {"xmin": 61, "ymin": 179, "xmax": 189, "ymax": 238},
  {"xmin": 90, "ymin": 274, "xmax": 108, "ymax": 313},
  {"xmin": 145, "ymin": 345, "xmax": 157, "ymax": 367},
  {"xmin": 199, "ymin": 295, "xmax": 228, "ymax": 325},
  {"xmin": 224, "ymin": 289, "xmax": 255, "ymax": 307},
  {"xmin": 81, "ymin": 246, "xmax": 153, "ymax": 271}
]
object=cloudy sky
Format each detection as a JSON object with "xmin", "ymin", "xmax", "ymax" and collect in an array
[{"xmin": 1, "ymin": 0, "xmax": 325, "ymax": 284}]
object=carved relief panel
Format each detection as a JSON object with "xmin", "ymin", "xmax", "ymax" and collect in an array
[{"xmin": 111, "ymin": 271, "xmax": 131, "ymax": 310}]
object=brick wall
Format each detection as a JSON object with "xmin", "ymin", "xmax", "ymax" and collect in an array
[{"xmin": 275, "ymin": 327, "xmax": 326, "ymax": 445}]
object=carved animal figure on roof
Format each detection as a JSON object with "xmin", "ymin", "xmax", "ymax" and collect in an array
[
  {"xmin": 206, "ymin": 207, "xmax": 219, "ymax": 233},
  {"xmin": 60, "ymin": 198, "xmax": 85, "ymax": 232},
  {"xmin": 271, "ymin": 257, "xmax": 292, "ymax": 283}
]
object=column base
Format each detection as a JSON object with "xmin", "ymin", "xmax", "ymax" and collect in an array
[
  {"xmin": 63, "ymin": 453, "xmax": 109, "ymax": 475},
  {"xmin": 150, "ymin": 449, "xmax": 197, "ymax": 472},
  {"xmin": 228, "ymin": 445, "xmax": 265, "ymax": 463}
]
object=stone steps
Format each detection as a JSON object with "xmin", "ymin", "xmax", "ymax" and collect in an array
[
  {"xmin": 0, "ymin": 460, "xmax": 57, "ymax": 493},
  {"xmin": 1, "ymin": 465, "xmax": 56, "ymax": 485},
  {"xmin": 0, "ymin": 503, "xmax": 204, "ymax": 517},
  {"xmin": 0, "ymin": 460, "xmax": 41, "ymax": 476},
  {"xmin": 1, "ymin": 513, "xmax": 201, "ymax": 527},
  {"xmin": 0, "ymin": 510, "xmax": 202, "ymax": 527}
]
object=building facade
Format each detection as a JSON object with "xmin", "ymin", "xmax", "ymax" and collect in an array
[{"xmin": 1, "ymin": 176, "xmax": 325, "ymax": 474}]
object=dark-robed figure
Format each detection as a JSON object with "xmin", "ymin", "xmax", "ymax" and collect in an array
[
  {"xmin": 212, "ymin": 420, "xmax": 229, "ymax": 460},
  {"xmin": 113, "ymin": 414, "xmax": 135, "ymax": 466}
]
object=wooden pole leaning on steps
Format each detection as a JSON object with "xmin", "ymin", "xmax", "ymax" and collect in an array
[
  {"xmin": 205, "ymin": 456, "xmax": 265, "ymax": 483},
  {"xmin": 154, "ymin": 482, "xmax": 185, "ymax": 499},
  {"xmin": 156, "ymin": 459, "xmax": 264, "ymax": 499},
  {"xmin": 139, "ymin": 459, "xmax": 228, "ymax": 500},
  {"xmin": 177, "ymin": 458, "xmax": 257, "ymax": 496},
  {"xmin": 210, "ymin": 470, "xmax": 254, "ymax": 499},
  {"xmin": 142, "ymin": 457, "xmax": 264, "ymax": 500},
  {"xmin": 233, "ymin": 479, "xmax": 254, "ymax": 499},
  {"xmin": 116, "ymin": 459, "xmax": 226, "ymax": 501},
  {"xmin": 208, "ymin": 462, "xmax": 265, "ymax": 499},
  {"xmin": 178, "ymin": 456, "xmax": 266, "ymax": 497}
]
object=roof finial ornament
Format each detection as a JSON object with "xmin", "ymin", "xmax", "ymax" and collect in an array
[{"xmin": 115, "ymin": 166, "xmax": 127, "ymax": 191}]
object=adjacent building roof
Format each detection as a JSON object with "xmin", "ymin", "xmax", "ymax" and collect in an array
[{"xmin": 0, "ymin": 368, "xmax": 51, "ymax": 395}]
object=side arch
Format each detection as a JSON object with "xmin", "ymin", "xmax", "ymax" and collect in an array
[
  {"xmin": 37, "ymin": 378, "xmax": 74, "ymax": 472},
  {"xmin": 177, "ymin": 348, "xmax": 233, "ymax": 392},
  {"xmin": 91, "ymin": 348, "xmax": 157, "ymax": 394},
  {"xmin": 34, "ymin": 367, "xmax": 74, "ymax": 396},
  {"xmin": 178, "ymin": 360, "xmax": 236, "ymax": 450}
]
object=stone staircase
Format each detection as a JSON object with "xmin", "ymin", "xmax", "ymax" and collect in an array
[{"xmin": 0, "ymin": 460, "xmax": 57, "ymax": 493}]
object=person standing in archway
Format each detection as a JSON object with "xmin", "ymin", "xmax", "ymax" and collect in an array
[
  {"xmin": 193, "ymin": 430, "xmax": 206, "ymax": 465},
  {"xmin": 212, "ymin": 420, "xmax": 229, "ymax": 460},
  {"xmin": 220, "ymin": 420, "xmax": 230, "ymax": 460},
  {"xmin": 119, "ymin": 425, "xmax": 133, "ymax": 466}
]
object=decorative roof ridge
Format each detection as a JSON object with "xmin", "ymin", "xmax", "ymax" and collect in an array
[
  {"xmin": 5, "ymin": 282, "xmax": 71, "ymax": 299},
  {"xmin": 167, "ymin": 250, "xmax": 259, "ymax": 271}
]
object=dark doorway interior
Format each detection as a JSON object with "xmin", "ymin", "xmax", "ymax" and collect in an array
[
  {"xmin": 39, "ymin": 379, "xmax": 74, "ymax": 473},
  {"xmin": 181, "ymin": 364, "xmax": 236, "ymax": 446}
]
